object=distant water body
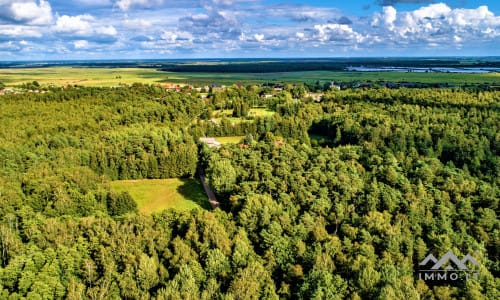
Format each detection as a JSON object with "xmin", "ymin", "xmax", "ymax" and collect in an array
[{"xmin": 346, "ymin": 66, "xmax": 500, "ymax": 73}]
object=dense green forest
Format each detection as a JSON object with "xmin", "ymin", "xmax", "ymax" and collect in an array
[{"xmin": 0, "ymin": 83, "xmax": 498, "ymax": 299}]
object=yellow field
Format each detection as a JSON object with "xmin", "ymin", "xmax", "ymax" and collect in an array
[
  {"xmin": 109, "ymin": 178, "xmax": 210, "ymax": 214},
  {"xmin": 0, "ymin": 67, "xmax": 178, "ymax": 87}
]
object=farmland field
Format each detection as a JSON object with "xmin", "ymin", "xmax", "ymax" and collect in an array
[
  {"xmin": 1, "ymin": 67, "xmax": 499, "ymax": 87},
  {"xmin": 109, "ymin": 178, "xmax": 210, "ymax": 214},
  {"xmin": 0, "ymin": 67, "xmax": 173, "ymax": 87}
]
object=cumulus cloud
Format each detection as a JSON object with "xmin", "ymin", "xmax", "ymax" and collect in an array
[
  {"xmin": 160, "ymin": 30, "xmax": 193, "ymax": 43},
  {"xmin": 74, "ymin": 40, "xmax": 89, "ymax": 49},
  {"xmin": 372, "ymin": 6, "xmax": 397, "ymax": 29},
  {"xmin": 55, "ymin": 14, "xmax": 118, "ymax": 43},
  {"xmin": 371, "ymin": 3, "xmax": 500, "ymax": 47},
  {"xmin": 0, "ymin": 0, "xmax": 53, "ymax": 25},
  {"xmin": 55, "ymin": 15, "xmax": 94, "ymax": 35},
  {"xmin": 0, "ymin": 25, "xmax": 43, "ymax": 38},
  {"xmin": 313, "ymin": 23, "xmax": 364, "ymax": 44},
  {"xmin": 253, "ymin": 33, "xmax": 264, "ymax": 42},
  {"xmin": 116, "ymin": 0, "xmax": 163, "ymax": 11}
]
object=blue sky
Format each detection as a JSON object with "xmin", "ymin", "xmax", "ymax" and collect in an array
[{"xmin": 0, "ymin": 0, "xmax": 499, "ymax": 60}]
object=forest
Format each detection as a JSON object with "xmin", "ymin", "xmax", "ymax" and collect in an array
[{"xmin": 0, "ymin": 81, "xmax": 498, "ymax": 299}]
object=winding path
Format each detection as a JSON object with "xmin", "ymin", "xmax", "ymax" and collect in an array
[{"xmin": 198, "ymin": 168, "xmax": 220, "ymax": 209}]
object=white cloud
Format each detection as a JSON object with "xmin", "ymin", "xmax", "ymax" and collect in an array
[
  {"xmin": 54, "ymin": 15, "xmax": 118, "ymax": 37},
  {"xmin": 254, "ymin": 33, "xmax": 264, "ymax": 42},
  {"xmin": 96, "ymin": 26, "xmax": 117, "ymax": 36},
  {"xmin": 313, "ymin": 23, "xmax": 364, "ymax": 44},
  {"xmin": 384, "ymin": 6, "xmax": 397, "ymax": 29},
  {"xmin": 55, "ymin": 15, "xmax": 94, "ymax": 35},
  {"xmin": 116, "ymin": 0, "xmax": 163, "ymax": 11},
  {"xmin": 160, "ymin": 29, "xmax": 193, "ymax": 43},
  {"xmin": 123, "ymin": 18, "xmax": 153, "ymax": 29},
  {"xmin": 74, "ymin": 40, "xmax": 89, "ymax": 49},
  {"xmin": 0, "ymin": 25, "xmax": 43, "ymax": 38},
  {"xmin": 0, "ymin": 0, "xmax": 53, "ymax": 25},
  {"xmin": 412, "ymin": 3, "xmax": 451, "ymax": 20},
  {"xmin": 371, "ymin": 3, "xmax": 500, "ymax": 47}
]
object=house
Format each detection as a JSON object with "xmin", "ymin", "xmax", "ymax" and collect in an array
[
  {"xmin": 164, "ymin": 83, "xmax": 182, "ymax": 92},
  {"xmin": 330, "ymin": 81, "xmax": 341, "ymax": 90},
  {"xmin": 199, "ymin": 137, "xmax": 221, "ymax": 148}
]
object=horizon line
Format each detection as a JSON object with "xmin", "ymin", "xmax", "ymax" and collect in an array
[{"xmin": 1, "ymin": 56, "xmax": 500, "ymax": 63}]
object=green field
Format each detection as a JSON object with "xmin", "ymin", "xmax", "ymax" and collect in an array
[
  {"xmin": 160, "ymin": 70, "xmax": 500, "ymax": 85},
  {"xmin": 0, "ymin": 67, "xmax": 173, "ymax": 87},
  {"xmin": 1, "ymin": 67, "xmax": 499, "ymax": 87},
  {"xmin": 109, "ymin": 178, "xmax": 210, "ymax": 214},
  {"xmin": 216, "ymin": 136, "xmax": 245, "ymax": 144}
]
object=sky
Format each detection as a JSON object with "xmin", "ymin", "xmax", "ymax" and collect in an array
[{"xmin": 0, "ymin": 0, "xmax": 499, "ymax": 60}]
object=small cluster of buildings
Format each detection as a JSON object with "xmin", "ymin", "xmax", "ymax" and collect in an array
[
  {"xmin": 0, "ymin": 88, "xmax": 47, "ymax": 95},
  {"xmin": 199, "ymin": 137, "xmax": 221, "ymax": 148}
]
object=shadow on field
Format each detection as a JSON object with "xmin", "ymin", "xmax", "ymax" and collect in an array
[{"xmin": 176, "ymin": 178, "xmax": 212, "ymax": 210}]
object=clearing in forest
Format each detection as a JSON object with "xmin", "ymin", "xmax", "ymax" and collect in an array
[
  {"xmin": 216, "ymin": 136, "xmax": 245, "ymax": 144},
  {"xmin": 109, "ymin": 178, "xmax": 210, "ymax": 214}
]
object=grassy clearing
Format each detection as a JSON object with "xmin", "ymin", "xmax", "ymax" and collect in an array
[
  {"xmin": 109, "ymin": 178, "xmax": 210, "ymax": 214},
  {"xmin": 0, "ymin": 67, "xmax": 171, "ymax": 87},
  {"xmin": 214, "ymin": 108, "xmax": 275, "ymax": 119},
  {"xmin": 249, "ymin": 108, "xmax": 275, "ymax": 117},
  {"xmin": 216, "ymin": 136, "xmax": 245, "ymax": 144}
]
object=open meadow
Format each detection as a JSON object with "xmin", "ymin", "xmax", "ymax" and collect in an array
[
  {"xmin": 109, "ymin": 178, "xmax": 210, "ymax": 214},
  {"xmin": 0, "ymin": 67, "xmax": 174, "ymax": 87}
]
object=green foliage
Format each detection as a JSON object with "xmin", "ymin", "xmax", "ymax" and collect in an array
[
  {"xmin": 0, "ymin": 84, "xmax": 498, "ymax": 299},
  {"xmin": 206, "ymin": 158, "xmax": 237, "ymax": 194},
  {"xmin": 106, "ymin": 191, "xmax": 137, "ymax": 216}
]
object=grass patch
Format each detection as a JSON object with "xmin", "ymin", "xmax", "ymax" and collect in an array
[
  {"xmin": 213, "ymin": 108, "xmax": 275, "ymax": 121},
  {"xmin": 249, "ymin": 108, "xmax": 275, "ymax": 117},
  {"xmin": 216, "ymin": 136, "xmax": 245, "ymax": 144},
  {"xmin": 109, "ymin": 178, "xmax": 210, "ymax": 214}
]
